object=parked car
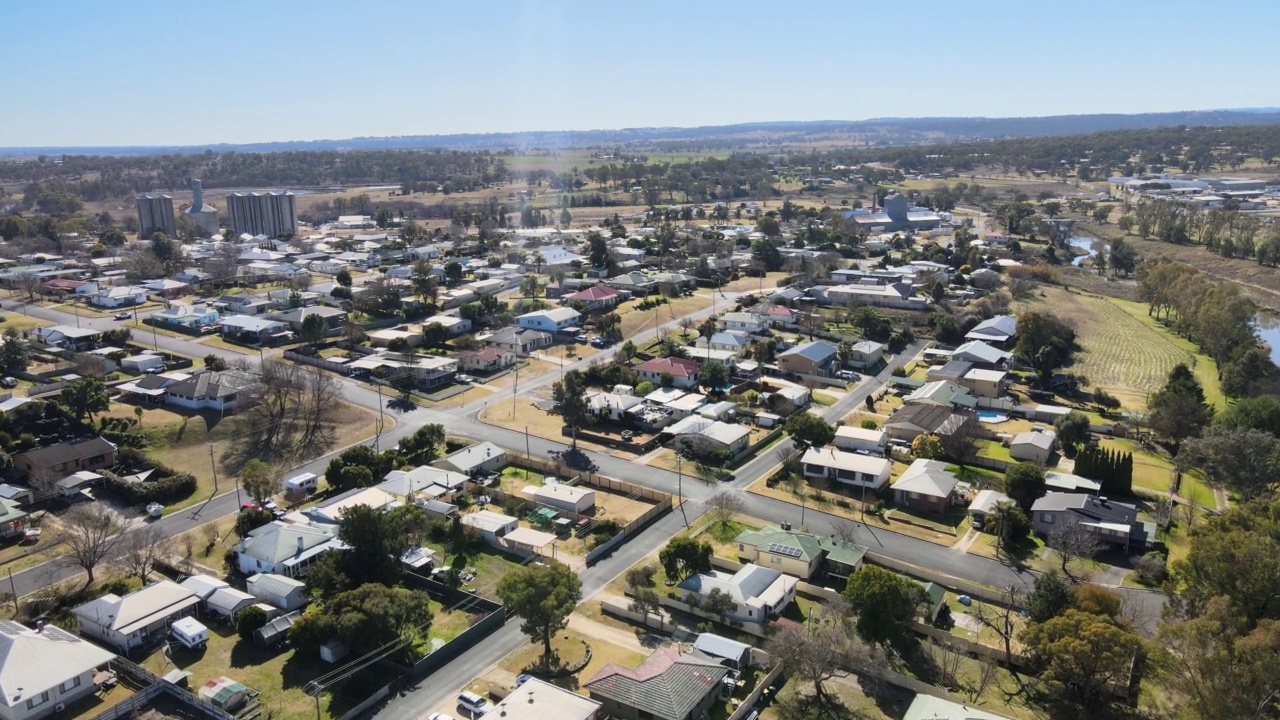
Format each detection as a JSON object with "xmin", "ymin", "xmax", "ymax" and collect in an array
[
  {"xmin": 574, "ymin": 334, "xmax": 589, "ymax": 343},
  {"xmin": 114, "ymin": 311, "xmax": 132, "ymax": 320},
  {"xmin": 589, "ymin": 335, "xmax": 606, "ymax": 347},
  {"xmin": 0, "ymin": 377, "xmax": 16, "ymax": 388},
  {"xmin": 456, "ymin": 374, "xmax": 474, "ymax": 384},
  {"xmin": 836, "ymin": 370, "xmax": 858, "ymax": 381},
  {"xmin": 456, "ymin": 691, "xmax": 493, "ymax": 718}
]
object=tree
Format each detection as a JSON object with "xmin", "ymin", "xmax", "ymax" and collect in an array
[
  {"xmin": 659, "ymin": 536, "xmax": 713, "ymax": 581},
  {"xmin": 1181, "ymin": 426, "xmax": 1280, "ymax": 500},
  {"xmin": 237, "ymin": 605, "xmax": 268, "ymax": 641},
  {"xmin": 586, "ymin": 231, "xmax": 611, "ymax": 269},
  {"xmin": 1166, "ymin": 505, "xmax": 1280, "ymax": 627},
  {"xmin": 331, "ymin": 504, "xmax": 423, "ymax": 592},
  {"xmin": 299, "ymin": 312, "xmax": 328, "ymax": 346},
  {"xmin": 1220, "ymin": 346, "xmax": 1276, "ymax": 398},
  {"xmin": 496, "ymin": 561, "xmax": 582, "ymax": 662},
  {"xmin": 756, "ymin": 216, "xmax": 781, "ymax": 237},
  {"xmin": 326, "ymin": 444, "xmax": 396, "ymax": 491},
  {"xmin": 751, "ymin": 238, "xmax": 784, "ymax": 271},
  {"xmin": 335, "ymin": 268, "xmax": 353, "ymax": 287},
  {"xmin": 0, "ymin": 328, "xmax": 29, "ymax": 373},
  {"xmin": 1149, "ymin": 364, "xmax": 1213, "ymax": 452},
  {"xmin": 1049, "ymin": 522, "xmax": 1103, "ymax": 576},
  {"xmin": 783, "ymin": 412, "xmax": 835, "ymax": 451},
  {"xmin": 843, "ymin": 566, "xmax": 920, "ymax": 646},
  {"xmin": 765, "ymin": 609, "xmax": 880, "ymax": 704},
  {"xmin": 627, "ymin": 588, "xmax": 662, "ymax": 625},
  {"xmin": 1054, "ymin": 410, "xmax": 1091, "ymax": 451},
  {"xmin": 697, "ymin": 361, "xmax": 730, "ymax": 391},
  {"xmin": 290, "ymin": 584, "xmax": 432, "ymax": 656},
  {"xmin": 551, "ymin": 370, "xmax": 591, "ymax": 447},
  {"xmin": 1015, "ymin": 311, "xmax": 1077, "ymax": 384},
  {"xmin": 1157, "ymin": 597, "xmax": 1280, "ymax": 720},
  {"xmin": 239, "ymin": 459, "xmax": 277, "ymax": 504},
  {"xmin": 518, "ymin": 274, "xmax": 541, "ymax": 299},
  {"xmin": 118, "ymin": 524, "xmax": 170, "ymax": 581},
  {"xmin": 706, "ymin": 491, "xmax": 745, "ymax": 530},
  {"xmin": 204, "ymin": 353, "xmax": 228, "ymax": 371},
  {"xmin": 986, "ymin": 501, "xmax": 1030, "ymax": 553},
  {"xmin": 444, "ymin": 261, "xmax": 463, "ymax": 284},
  {"xmin": 397, "ymin": 423, "xmax": 445, "ymax": 466},
  {"xmin": 60, "ymin": 376, "xmax": 110, "ymax": 422},
  {"xmin": 703, "ymin": 588, "xmax": 737, "ymax": 618},
  {"xmin": 1021, "ymin": 610, "xmax": 1141, "ymax": 712},
  {"xmin": 1027, "ymin": 570, "xmax": 1073, "ymax": 623},
  {"xmin": 1216, "ymin": 395, "xmax": 1280, "ymax": 436},
  {"xmin": 936, "ymin": 419, "xmax": 979, "ymax": 465},
  {"xmin": 62, "ymin": 504, "xmax": 122, "ymax": 585},
  {"xmin": 1004, "ymin": 462, "xmax": 1047, "ymax": 512},
  {"xmin": 911, "ymin": 433, "xmax": 944, "ymax": 460}
]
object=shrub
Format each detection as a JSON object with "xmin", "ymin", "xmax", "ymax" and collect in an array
[
  {"xmin": 237, "ymin": 605, "xmax": 268, "ymax": 640},
  {"xmin": 1132, "ymin": 552, "xmax": 1167, "ymax": 586},
  {"xmin": 101, "ymin": 472, "xmax": 197, "ymax": 505}
]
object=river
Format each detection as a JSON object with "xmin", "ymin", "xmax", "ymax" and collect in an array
[
  {"xmin": 1255, "ymin": 312, "xmax": 1280, "ymax": 365},
  {"xmin": 1069, "ymin": 235, "xmax": 1106, "ymax": 266}
]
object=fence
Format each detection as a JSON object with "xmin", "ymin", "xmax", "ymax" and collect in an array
[
  {"xmin": 727, "ymin": 427, "xmax": 783, "ymax": 469},
  {"xmin": 93, "ymin": 658, "xmax": 240, "ymax": 720},
  {"xmin": 397, "ymin": 572, "xmax": 507, "ymax": 678},
  {"xmin": 337, "ymin": 684, "xmax": 392, "ymax": 720},
  {"xmin": 285, "ymin": 350, "xmax": 354, "ymax": 376},
  {"xmin": 727, "ymin": 661, "xmax": 785, "ymax": 720},
  {"xmin": 864, "ymin": 552, "xmax": 1018, "ymax": 607},
  {"xmin": 585, "ymin": 496, "xmax": 673, "ymax": 565}
]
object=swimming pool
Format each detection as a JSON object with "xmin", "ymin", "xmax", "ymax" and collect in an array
[{"xmin": 976, "ymin": 410, "xmax": 1009, "ymax": 423}]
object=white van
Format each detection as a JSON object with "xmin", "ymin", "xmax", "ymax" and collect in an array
[{"xmin": 285, "ymin": 473, "xmax": 318, "ymax": 495}]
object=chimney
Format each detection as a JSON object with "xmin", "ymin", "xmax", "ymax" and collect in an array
[
  {"xmin": 297, "ymin": 536, "xmax": 305, "ymax": 553},
  {"xmin": 35, "ymin": 621, "xmax": 44, "ymax": 634}
]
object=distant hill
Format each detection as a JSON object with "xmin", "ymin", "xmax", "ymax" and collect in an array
[{"xmin": 4, "ymin": 109, "xmax": 1280, "ymax": 157}]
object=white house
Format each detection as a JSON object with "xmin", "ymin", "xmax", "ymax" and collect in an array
[
  {"xmin": 834, "ymin": 426, "xmax": 887, "ymax": 455},
  {"xmin": 72, "ymin": 580, "xmax": 201, "ymax": 653},
  {"xmin": 246, "ymin": 574, "xmax": 308, "ymax": 612},
  {"xmin": 153, "ymin": 303, "xmax": 220, "ymax": 329},
  {"xmin": 433, "ymin": 441, "xmax": 508, "ymax": 476},
  {"xmin": 85, "ymin": 285, "xmax": 148, "ymax": 308},
  {"xmin": 164, "ymin": 369, "xmax": 257, "ymax": 413},
  {"xmin": 517, "ymin": 307, "xmax": 581, "ymax": 333},
  {"xmin": 677, "ymin": 564, "xmax": 798, "ymax": 624},
  {"xmin": 965, "ymin": 315, "xmax": 1017, "ymax": 345},
  {"xmin": 527, "ymin": 483, "xmax": 596, "ymax": 514},
  {"xmin": 424, "ymin": 315, "xmax": 472, "ymax": 336},
  {"xmin": 236, "ymin": 522, "xmax": 342, "ymax": 578},
  {"xmin": 460, "ymin": 510, "xmax": 519, "ymax": 542},
  {"xmin": 718, "ymin": 312, "xmax": 768, "ymax": 334},
  {"xmin": 0, "ymin": 622, "xmax": 116, "ymax": 720},
  {"xmin": 178, "ymin": 574, "xmax": 229, "ymax": 600},
  {"xmin": 801, "ymin": 446, "xmax": 892, "ymax": 490}
]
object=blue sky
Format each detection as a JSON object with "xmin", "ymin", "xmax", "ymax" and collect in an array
[{"xmin": 1, "ymin": 0, "xmax": 1277, "ymax": 147}]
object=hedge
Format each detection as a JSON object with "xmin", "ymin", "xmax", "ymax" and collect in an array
[{"xmin": 102, "ymin": 472, "xmax": 197, "ymax": 505}]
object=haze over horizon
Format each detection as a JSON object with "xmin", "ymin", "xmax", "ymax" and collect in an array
[{"xmin": 3, "ymin": 0, "xmax": 1278, "ymax": 147}]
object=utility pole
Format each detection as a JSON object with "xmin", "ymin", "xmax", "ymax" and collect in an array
[
  {"xmin": 373, "ymin": 381, "xmax": 385, "ymax": 452},
  {"xmin": 525, "ymin": 425, "xmax": 531, "ymax": 460},
  {"xmin": 7, "ymin": 569, "xmax": 17, "ymax": 612},
  {"xmin": 676, "ymin": 454, "xmax": 688, "ymax": 529},
  {"xmin": 211, "ymin": 442, "xmax": 237, "ymax": 507}
]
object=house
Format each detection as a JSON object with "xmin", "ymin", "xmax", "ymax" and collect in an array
[
  {"xmin": 152, "ymin": 303, "xmax": 220, "ymax": 329},
  {"xmin": 218, "ymin": 315, "xmax": 291, "ymax": 345},
  {"xmin": 777, "ymin": 340, "xmax": 839, "ymax": 377},
  {"xmin": 14, "ymin": 438, "xmax": 117, "ymax": 479},
  {"xmin": 460, "ymin": 510, "xmax": 518, "ymax": 542},
  {"xmin": 834, "ymin": 425, "xmax": 887, "ymax": 455},
  {"xmin": 677, "ymin": 564, "xmax": 798, "ymax": 623},
  {"xmin": 965, "ymin": 315, "xmax": 1017, "ymax": 345},
  {"xmin": 120, "ymin": 354, "xmax": 165, "ymax": 373},
  {"xmin": 30, "ymin": 325, "xmax": 101, "ymax": 351},
  {"xmin": 585, "ymin": 647, "xmax": 730, "ymax": 720},
  {"xmin": 692, "ymin": 633, "xmax": 751, "ymax": 671},
  {"xmin": 883, "ymin": 404, "xmax": 963, "ymax": 442},
  {"xmin": 0, "ymin": 500, "xmax": 27, "ymax": 540},
  {"xmin": 902, "ymin": 695, "xmax": 1013, "ymax": 720},
  {"xmin": 1030, "ymin": 493, "xmax": 1152, "ymax": 552},
  {"xmin": 735, "ymin": 526, "xmax": 868, "ymax": 584},
  {"xmin": 718, "ymin": 312, "xmax": 768, "ymax": 334},
  {"xmin": 503, "ymin": 526, "xmax": 558, "ymax": 557},
  {"xmin": 423, "ymin": 315, "xmax": 471, "ymax": 336},
  {"xmin": 39, "ymin": 278, "xmax": 94, "ymax": 297},
  {"xmin": 844, "ymin": 340, "xmax": 885, "ymax": 369},
  {"xmin": 236, "ymin": 521, "xmax": 341, "ymax": 578},
  {"xmin": 962, "ymin": 369, "xmax": 1009, "ymax": 399},
  {"xmin": 433, "ymin": 441, "xmax": 507, "ymax": 476},
  {"xmin": 213, "ymin": 295, "xmax": 271, "ymax": 316},
  {"xmin": 892, "ymin": 459, "xmax": 960, "ymax": 514},
  {"xmin": 760, "ymin": 304, "xmax": 798, "ymax": 327},
  {"xmin": 801, "ymin": 446, "xmax": 892, "ymax": 490},
  {"xmin": 1010, "ymin": 429, "xmax": 1056, "ymax": 464},
  {"xmin": 697, "ymin": 401, "xmax": 737, "ymax": 421},
  {"xmin": 527, "ymin": 483, "xmax": 596, "ymax": 514},
  {"xmin": 348, "ymin": 353, "xmax": 458, "ymax": 389},
  {"xmin": 72, "ymin": 580, "xmax": 201, "ymax": 653},
  {"xmin": 564, "ymin": 285, "xmax": 623, "ymax": 312},
  {"xmin": 587, "ymin": 391, "xmax": 644, "ymax": 421},
  {"xmin": 667, "ymin": 417, "xmax": 752, "ymax": 456},
  {"xmin": 142, "ymin": 279, "xmax": 189, "ymax": 299},
  {"xmin": 634, "ymin": 357, "xmax": 700, "ymax": 389},
  {"xmin": 696, "ymin": 331, "xmax": 751, "ymax": 355},
  {"xmin": 489, "ymin": 678, "xmax": 600, "ymax": 720},
  {"xmin": 605, "ymin": 272, "xmax": 659, "ymax": 295},
  {"xmin": 178, "ymin": 574, "xmax": 229, "ymax": 601},
  {"xmin": 768, "ymin": 385, "xmax": 811, "ymax": 415},
  {"xmin": 0, "ymin": 621, "xmax": 117, "ymax": 720},
  {"xmin": 54, "ymin": 471, "xmax": 103, "ymax": 499},
  {"xmin": 517, "ymin": 307, "xmax": 581, "ymax": 334},
  {"xmin": 271, "ymin": 306, "xmax": 347, "ymax": 334},
  {"xmin": 377, "ymin": 465, "xmax": 469, "ymax": 503},
  {"xmin": 821, "ymin": 282, "xmax": 924, "ymax": 310},
  {"xmin": 85, "ymin": 285, "xmax": 147, "ymax": 308},
  {"xmin": 454, "ymin": 348, "xmax": 516, "ymax": 374},
  {"xmin": 116, "ymin": 371, "xmax": 190, "ymax": 405},
  {"xmin": 249, "ymin": 571, "xmax": 309, "ymax": 609},
  {"xmin": 968, "ymin": 489, "xmax": 1014, "ymax": 520},
  {"xmin": 303, "ymin": 487, "xmax": 396, "ymax": 525},
  {"xmin": 204, "ymin": 588, "xmax": 256, "ymax": 620},
  {"xmin": 927, "ymin": 360, "xmax": 973, "ymax": 385},
  {"xmin": 951, "ymin": 340, "xmax": 1012, "ymax": 369},
  {"xmin": 482, "ymin": 327, "xmax": 552, "ymax": 355},
  {"xmin": 164, "ymin": 369, "xmax": 257, "ymax": 413},
  {"xmin": 664, "ymin": 392, "xmax": 707, "ymax": 421},
  {"xmin": 368, "ymin": 328, "xmax": 422, "ymax": 348},
  {"xmin": 905, "ymin": 380, "xmax": 976, "ymax": 409}
]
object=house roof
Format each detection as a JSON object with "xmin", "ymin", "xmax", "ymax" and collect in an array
[
  {"xmin": 437, "ymin": 441, "xmax": 505, "ymax": 473},
  {"xmin": 777, "ymin": 340, "xmax": 838, "ymax": 364},
  {"xmin": 274, "ymin": 306, "xmax": 346, "ymax": 323},
  {"xmin": 0, "ymin": 621, "xmax": 116, "ymax": 709},
  {"xmin": 835, "ymin": 425, "xmax": 886, "ymax": 445},
  {"xmin": 461, "ymin": 510, "xmax": 517, "ymax": 533},
  {"xmin": 1031, "ymin": 492, "xmax": 1138, "ymax": 523},
  {"xmin": 484, "ymin": 326, "xmax": 551, "ymax": 346},
  {"xmin": 802, "ymin": 447, "xmax": 891, "ymax": 477},
  {"xmin": 635, "ymin": 356, "xmax": 700, "ymax": 378},
  {"xmin": 1044, "ymin": 471, "xmax": 1103, "ymax": 493},
  {"xmin": 692, "ymin": 633, "xmax": 751, "ymax": 664},
  {"xmin": 953, "ymin": 340, "xmax": 1011, "ymax": 365},
  {"xmin": 167, "ymin": 369, "xmax": 256, "ymax": 400},
  {"xmin": 587, "ymin": 391, "xmax": 645, "ymax": 414},
  {"xmin": 179, "ymin": 575, "xmax": 229, "ymax": 600},
  {"xmin": 308, "ymin": 487, "xmax": 396, "ymax": 524},
  {"xmin": 700, "ymin": 421, "xmax": 751, "ymax": 447},
  {"xmin": 378, "ymin": 465, "xmax": 468, "ymax": 497},
  {"xmin": 907, "ymin": 380, "xmax": 976, "ymax": 408},
  {"xmin": 504, "ymin": 526, "xmax": 556, "ymax": 549},
  {"xmin": 206, "ymin": 587, "xmax": 256, "ymax": 614},
  {"xmin": 884, "ymin": 404, "xmax": 955, "ymax": 433},
  {"xmin": 241, "ymin": 522, "xmax": 338, "ymax": 564},
  {"xmin": 969, "ymin": 489, "xmax": 1013, "ymax": 515},
  {"xmin": 585, "ymin": 646, "xmax": 731, "ymax": 720},
  {"xmin": 892, "ymin": 459, "xmax": 959, "ymax": 499},
  {"xmin": 706, "ymin": 331, "xmax": 750, "ymax": 347},
  {"xmin": 17, "ymin": 437, "xmax": 116, "ymax": 469},
  {"xmin": 930, "ymin": 360, "xmax": 974, "ymax": 379},
  {"xmin": 530, "ymin": 483, "xmax": 595, "ymax": 504},
  {"xmin": 677, "ymin": 564, "xmax": 797, "ymax": 610},
  {"xmin": 901, "ymin": 689, "xmax": 1015, "ymax": 720},
  {"xmin": 1013, "ymin": 430, "xmax": 1056, "ymax": 451},
  {"xmin": 966, "ymin": 315, "xmax": 1017, "ymax": 341},
  {"xmin": 720, "ymin": 311, "xmax": 765, "ymax": 325},
  {"xmin": 455, "ymin": 347, "xmax": 508, "ymax": 364},
  {"xmin": 851, "ymin": 340, "xmax": 885, "ymax": 355},
  {"xmin": 490, "ymin": 677, "xmax": 600, "ymax": 720},
  {"xmin": 518, "ymin": 307, "xmax": 581, "ymax": 323},
  {"xmin": 157, "ymin": 303, "xmax": 217, "ymax": 319},
  {"xmin": 735, "ymin": 526, "xmax": 868, "ymax": 567},
  {"xmin": 247, "ymin": 573, "xmax": 305, "ymax": 598},
  {"xmin": 73, "ymin": 580, "xmax": 201, "ymax": 635},
  {"xmin": 218, "ymin": 315, "xmax": 287, "ymax": 332},
  {"xmin": 965, "ymin": 368, "xmax": 1007, "ymax": 383},
  {"xmin": 566, "ymin": 285, "xmax": 621, "ymax": 302}
]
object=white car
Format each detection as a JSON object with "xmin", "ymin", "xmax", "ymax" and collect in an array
[
  {"xmin": 456, "ymin": 691, "xmax": 493, "ymax": 718},
  {"xmin": 427, "ymin": 714, "xmax": 456, "ymax": 720}
]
